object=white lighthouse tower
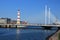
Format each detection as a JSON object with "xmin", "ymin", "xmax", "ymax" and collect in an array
[
  {"xmin": 17, "ymin": 9, "xmax": 20, "ymax": 25},
  {"xmin": 16, "ymin": 9, "xmax": 25, "ymax": 27}
]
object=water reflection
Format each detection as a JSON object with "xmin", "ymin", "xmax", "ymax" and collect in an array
[
  {"xmin": 16, "ymin": 29, "xmax": 20, "ymax": 34},
  {"xmin": 7, "ymin": 28, "xmax": 9, "ymax": 31},
  {"xmin": 0, "ymin": 28, "xmax": 58, "ymax": 40},
  {"xmin": 16, "ymin": 29, "xmax": 20, "ymax": 40},
  {"xmin": 15, "ymin": 29, "xmax": 57, "ymax": 40}
]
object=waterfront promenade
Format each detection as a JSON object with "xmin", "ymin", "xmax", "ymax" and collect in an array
[{"xmin": 0, "ymin": 23, "xmax": 60, "ymax": 29}]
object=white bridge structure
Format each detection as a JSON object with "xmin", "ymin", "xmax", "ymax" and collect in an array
[{"xmin": 27, "ymin": 5, "xmax": 60, "ymax": 28}]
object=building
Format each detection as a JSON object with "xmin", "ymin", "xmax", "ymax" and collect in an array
[
  {"xmin": 0, "ymin": 18, "xmax": 11, "ymax": 24},
  {"xmin": 10, "ymin": 20, "xmax": 17, "ymax": 24},
  {"xmin": 0, "ymin": 17, "xmax": 27, "ymax": 24},
  {"xmin": 20, "ymin": 21, "xmax": 27, "ymax": 24},
  {"xmin": 11, "ymin": 20, "xmax": 27, "ymax": 24}
]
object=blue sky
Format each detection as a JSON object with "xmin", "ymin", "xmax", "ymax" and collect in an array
[{"xmin": 0, "ymin": 0, "xmax": 60, "ymax": 23}]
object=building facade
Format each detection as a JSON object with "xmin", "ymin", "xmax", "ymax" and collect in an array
[{"xmin": 0, "ymin": 18, "xmax": 11, "ymax": 24}]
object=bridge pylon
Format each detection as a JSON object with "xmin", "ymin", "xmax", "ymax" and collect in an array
[
  {"xmin": 45, "ymin": 5, "xmax": 51, "ymax": 25},
  {"xmin": 45, "ymin": 5, "xmax": 48, "ymax": 25}
]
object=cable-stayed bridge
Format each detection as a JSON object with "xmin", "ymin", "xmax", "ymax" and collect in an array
[
  {"xmin": 26, "ymin": 5, "xmax": 60, "ymax": 29},
  {"xmin": 0, "ymin": 5, "xmax": 60, "ymax": 30}
]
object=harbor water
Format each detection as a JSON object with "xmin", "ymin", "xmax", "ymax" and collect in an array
[{"xmin": 0, "ymin": 26, "xmax": 58, "ymax": 40}]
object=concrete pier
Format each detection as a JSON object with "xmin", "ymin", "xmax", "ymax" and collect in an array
[{"xmin": 0, "ymin": 24, "xmax": 60, "ymax": 30}]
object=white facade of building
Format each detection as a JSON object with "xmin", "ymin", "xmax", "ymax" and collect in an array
[{"xmin": 0, "ymin": 18, "xmax": 11, "ymax": 24}]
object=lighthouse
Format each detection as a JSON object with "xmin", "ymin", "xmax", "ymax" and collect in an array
[{"xmin": 17, "ymin": 9, "xmax": 20, "ymax": 25}]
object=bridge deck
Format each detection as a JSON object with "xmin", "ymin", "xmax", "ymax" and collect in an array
[{"xmin": 0, "ymin": 24, "xmax": 60, "ymax": 27}]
